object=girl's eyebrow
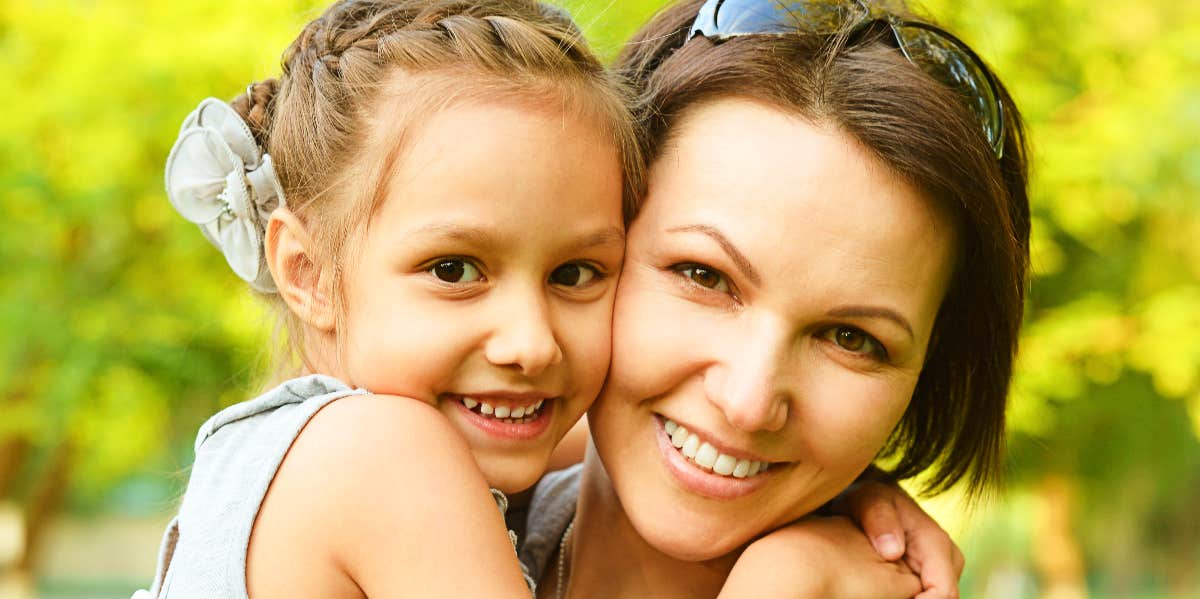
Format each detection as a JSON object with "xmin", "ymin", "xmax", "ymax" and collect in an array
[
  {"xmin": 408, "ymin": 222, "xmax": 495, "ymax": 244},
  {"xmin": 407, "ymin": 222, "xmax": 625, "ymax": 252},
  {"xmin": 666, "ymin": 224, "xmax": 762, "ymax": 286},
  {"xmin": 565, "ymin": 227, "xmax": 626, "ymax": 253}
]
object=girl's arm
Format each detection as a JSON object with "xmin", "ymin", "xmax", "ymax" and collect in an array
[
  {"xmin": 722, "ymin": 480, "xmax": 963, "ymax": 599},
  {"xmin": 247, "ymin": 393, "xmax": 530, "ymax": 598},
  {"xmin": 719, "ymin": 516, "xmax": 922, "ymax": 599},
  {"xmin": 831, "ymin": 479, "xmax": 964, "ymax": 599}
]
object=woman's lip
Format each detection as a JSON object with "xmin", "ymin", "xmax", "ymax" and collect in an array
[
  {"xmin": 656, "ymin": 414, "xmax": 775, "ymax": 464},
  {"xmin": 451, "ymin": 396, "xmax": 554, "ymax": 441},
  {"xmin": 653, "ymin": 415, "xmax": 772, "ymax": 501}
]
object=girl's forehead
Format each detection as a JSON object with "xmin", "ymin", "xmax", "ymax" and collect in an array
[{"xmin": 365, "ymin": 99, "xmax": 625, "ymax": 240}]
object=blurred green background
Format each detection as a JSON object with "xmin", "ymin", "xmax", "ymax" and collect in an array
[{"xmin": 1, "ymin": 0, "xmax": 1197, "ymax": 597}]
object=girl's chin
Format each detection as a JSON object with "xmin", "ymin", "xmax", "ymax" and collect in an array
[{"xmin": 475, "ymin": 452, "xmax": 550, "ymax": 494}]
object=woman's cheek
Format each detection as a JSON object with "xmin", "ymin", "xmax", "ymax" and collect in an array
[
  {"xmin": 610, "ymin": 277, "xmax": 699, "ymax": 399},
  {"xmin": 799, "ymin": 370, "xmax": 913, "ymax": 466}
]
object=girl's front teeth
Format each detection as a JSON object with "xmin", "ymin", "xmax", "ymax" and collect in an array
[
  {"xmin": 462, "ymin": 397, "xmax": 545, "ymax": 423},
  {"xmin": 665, "ymin": 418, "xmax": 770, "ymax": 478}
]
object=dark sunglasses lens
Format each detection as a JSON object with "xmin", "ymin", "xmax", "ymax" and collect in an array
[
  {"xmin": 894, "ymin": 24, "xmax": 1002, "ymax": 153},
  {"xmin": 695, "ymin": 0, "xmax": 862, "ymax": 38}
]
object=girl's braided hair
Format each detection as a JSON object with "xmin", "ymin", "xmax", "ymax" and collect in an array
[{"xmin": 231, "ymin": 0, "xmax": 642, "ymax": 380}]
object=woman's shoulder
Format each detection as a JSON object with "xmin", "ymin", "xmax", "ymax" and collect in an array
[{"xmin": 518, "ymin": 464, "xmax": 583, "ymax": 584}]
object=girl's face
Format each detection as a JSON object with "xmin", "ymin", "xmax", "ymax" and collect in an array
[
  {"xmin": 589, "ymin": 98, "xmax": 957, "ymax": 560},
  {"xmin": 339, "ymin": 99, "xmax": 625, "ymax": 493}
]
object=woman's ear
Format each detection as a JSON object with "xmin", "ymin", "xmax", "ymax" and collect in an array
[{"xmin": 265, "ymin": 208, "xmax": 336, "ymax": 332}]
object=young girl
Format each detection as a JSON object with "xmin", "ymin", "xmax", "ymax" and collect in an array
[
  {"xmin": 143, "ymin": 0, "xmax": 964, "ymax": 596},
  {"xmin": 147, "ymin": 1, "xmax": 639, "ymax": 595}
]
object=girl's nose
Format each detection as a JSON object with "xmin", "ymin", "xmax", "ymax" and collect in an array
[{"xmin": 483, "ymin": 291, "xmax": 563, "ymax": 377}]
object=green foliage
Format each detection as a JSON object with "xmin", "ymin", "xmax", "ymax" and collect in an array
[
  {"xmin": 1, "ymin": 0, "xmax": 1197, "ymax": 594},
  {"xmin": 0, "ymin": 0, "xmax": 316, "ymax": 511}
]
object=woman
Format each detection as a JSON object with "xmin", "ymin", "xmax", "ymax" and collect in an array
[{"xmin": 519, "ymin": 0, "xmax": 1030, "ymax": 597}]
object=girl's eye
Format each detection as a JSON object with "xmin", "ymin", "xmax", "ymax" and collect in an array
[
  {"xmin": 827, "ymin": 327, "xmax": 887, "ymax": 360},
  {"xmin": 549, "ymin": 263, "xmax": 600, "ymax": 288},
  {"xmin": 430, "ymin": 259, "xmax": 483, "ymax": 283},
  {"xmin": 675, "ymin": 264, "xmax": 731, "ymax": 293}
]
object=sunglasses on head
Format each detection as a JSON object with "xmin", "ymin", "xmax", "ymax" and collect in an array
[{"xmin": 687, "ymin": 0, "xmax": 1006, "ymax": 158}]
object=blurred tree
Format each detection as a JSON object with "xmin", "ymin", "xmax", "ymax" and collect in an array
[
  {"xmin": 0, "ymin": 0, "xmax": 321, "ymax": 580},
  {"xmin": 918, "ymin": 0, "xmax": 1200, "ymax": 595}
]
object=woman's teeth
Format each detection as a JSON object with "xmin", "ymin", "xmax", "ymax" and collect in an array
[
  {"xmin": 665, "ymin": 418, "xmax": 770, "ymax": 478},
  {"xmin": 461, "ymin": 397, "xmax": 545, "ymax": 424}
]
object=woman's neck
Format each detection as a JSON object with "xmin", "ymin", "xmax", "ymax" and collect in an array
[{"xmin": 562, "ymin": 444, "xmax": 740, "ymax": 598}]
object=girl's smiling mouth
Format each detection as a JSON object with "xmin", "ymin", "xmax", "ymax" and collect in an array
[{"xmin": 444, "ymin": 392, "xmax": 556, "ymax": 440}]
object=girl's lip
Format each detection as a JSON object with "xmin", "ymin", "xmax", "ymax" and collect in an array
[
  {"xmin": 457, "ymin": 390, "xmax": 554, "ymax": 403},
  {"xmin": 653, "ymin": 415, "xmax": 773, "ymax": 501},
  {"xmin": 451, "ymin": 396, "xmax": 555, "ymax": 441}
]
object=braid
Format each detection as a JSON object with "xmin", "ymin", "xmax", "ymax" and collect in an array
[
  {"xmin": 262, "ymin": 1, "xmax": 631, "ymax": 199},
  {"xmin": 234, "ymin": 0, "xmax": 643, "ymax": 382},
  {"xmin": 230, "ymin": 79, "xmax": 279, "ymax": 147}
]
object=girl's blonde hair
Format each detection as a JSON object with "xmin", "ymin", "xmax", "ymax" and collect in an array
[{"xmin": 228, "ymin": 0, "xmax": 643, "ymax": 383}]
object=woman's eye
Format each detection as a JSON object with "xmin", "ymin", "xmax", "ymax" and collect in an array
[
  {"xmin": 549, "ymin": 263, "xmax": 600, "ymax": 288},
  {"xmin": 675, "ymin": 264, "xmax": 731, "ymax": 293},
  {"xmin": 430, "ymin": 259, "xmax": 482, "ymax": 283},
  {"xmin": 828, "ymin": 327, "xmax": 887, "ymax": 359}
]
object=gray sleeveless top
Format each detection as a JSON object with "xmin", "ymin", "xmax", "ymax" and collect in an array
[
  {"xmin": 137, "ymin": 374, "xmax": 533, "ymax": 598},
  {"xmin": 518, "ymin": 464, "xmax": 583, "ymax": 585}
]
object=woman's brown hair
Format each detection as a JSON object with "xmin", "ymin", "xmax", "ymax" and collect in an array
[
  {"xmin": 223, "ymin": 0, "xmax": 643, "ymax": 382},
  {"xmin": 616, "ymin": 0, "xmax": 1031, "ymax": 498}
]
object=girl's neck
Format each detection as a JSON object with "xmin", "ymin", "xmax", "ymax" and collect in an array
[{"xmin": 562, "ymin": 444, "xmax": 739, "ymax": 598}]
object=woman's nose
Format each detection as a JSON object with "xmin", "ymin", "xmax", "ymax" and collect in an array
[
  {"xmin": 703, "ymin": 320, "xmax": 792, "ymax": 432},
  {"xmin": 483, "ymin": 290, "xmax": 563, "ymax": 377}
]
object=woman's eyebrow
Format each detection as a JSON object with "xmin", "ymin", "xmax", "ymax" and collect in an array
[
  {"xmin": 826, "ymin": 306, "xmax": 915, "ymax": 340},
  {"xmin": 666, "ymin": 224, "xmax": 762, "ymax": 286}
]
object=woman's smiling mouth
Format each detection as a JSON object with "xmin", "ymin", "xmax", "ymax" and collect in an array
[
  {"xmin": 663, "ymin": 417, "xmax": 772, "ymax": 478},
  {"xmin": 653, "ymin": 414, "xmax": 784, "ymax": 500}
]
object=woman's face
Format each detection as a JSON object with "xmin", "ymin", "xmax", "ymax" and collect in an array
[{"xmin": 588, "ymin": 98, "xmax": 958, "ymax": 561}]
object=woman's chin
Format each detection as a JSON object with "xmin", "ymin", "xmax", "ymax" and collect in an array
[{"xmin": 629, "ymin": 508, "xmax": 753, "ymax": 562}]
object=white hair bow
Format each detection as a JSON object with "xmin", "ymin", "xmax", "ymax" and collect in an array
[{"xmin": 165, "ymin": 98, "xmax": 286, "ymax": 293}]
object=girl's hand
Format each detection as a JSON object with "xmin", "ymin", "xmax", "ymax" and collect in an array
[
  {"xmin": 719, "ymin": 516, "xmax": 922, "ymax": 599},
  {"xmin": 833, "ymin": 480, "xmax": 964, "ymax": 599}
]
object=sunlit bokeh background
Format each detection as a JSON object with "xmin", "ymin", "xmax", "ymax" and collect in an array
[{"xmin": 1, "ymin": 0, "xmax": 1197, "ymax": 597}]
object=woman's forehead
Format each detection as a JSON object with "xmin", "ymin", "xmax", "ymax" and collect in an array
[
  {"xmin": 635, "ymin": 97, "xmax": 957, "ymax": 323},
  {"xmin": 647, "ymin": 98, "xmax": 946, "ymax": 236}
]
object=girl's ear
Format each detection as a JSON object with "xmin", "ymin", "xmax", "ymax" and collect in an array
[{"xmin": 265, "ymin": 208, "xmax": 336, "ymax": 332}]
